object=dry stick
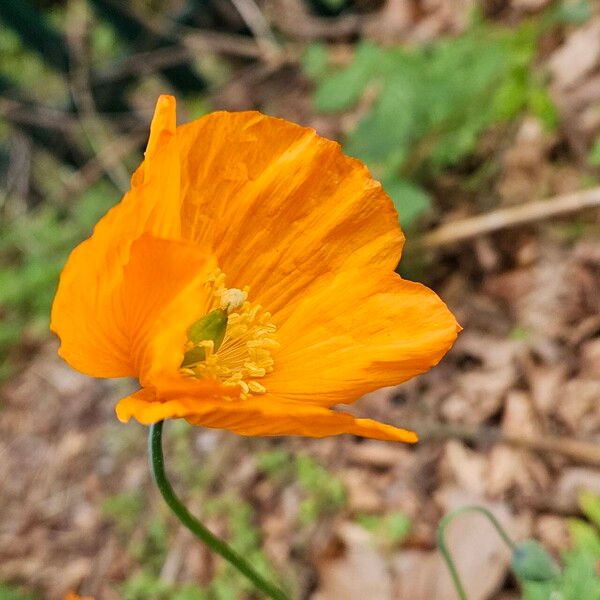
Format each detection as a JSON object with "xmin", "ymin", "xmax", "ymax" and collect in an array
[
  {"xmin": 420, "ymin": 187, "xmax": 600, "ymax": 249},
  {"xmin": 182, "ymin": 31, "xmax": 273, "ymax": 59},
  {"xmin": 269, "ymin": 0, "xmax": 362, "ymax": 40},
  {"xmin": 0, "ymin": 98, "xmax": 81, "ymax": 132},
  {"xmin": 66, "ymin": 0, "xmax": 131, "ymax": 193},
  {"xmin": 53, "ymin": 132, "xmax": 145, "ymax": 203},
  {"xmin": 417, "ymin": 422, "xmax": 600, "ymax": 467},
  {"xmin": 229, "ymin": 0, "xmax": 283, "ymax": 63}
]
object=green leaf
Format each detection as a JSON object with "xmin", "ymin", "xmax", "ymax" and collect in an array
[
  {"xmin": 560, "ymin": 548, "xmax": 600, "ymax": 600},
  {"xmin": 549, "ymin": 1, "xmax": 593, "ymax": 25},
  {"xmin": 579, "ymin": 491, "xmax": 600, "ymax": 528},
  {"xmin": 382, "ymin": 177, "xmax": 432, "ymax": 228},
  {"xmin": 302, "ymin": 43, "xmax": 329, "ymax": 82},
  {"xmin": 568, "ymin": 518, "xmax": 600, "ymax": 558},
  {"xmin": 511, "ymin": 539, "xmax": 560, "ymax": 583},
  {"xmin": 356, "ymin": 512, "xmax": 412, "ymax": 547},
  {"xmin": 528, "ymin": 85, "xmax": 559, "ymax": 131},
  {"xmin": 310, "ymin": 16, "xmax": 553, "ymax": 228},
  {"xmin": 0, "ymin": 584, "xmax": 37, "ymax": 600},
  {"xmin": 313, "ymin": 42, "xmax": 384, "ymax": 113},
  {"xmin": 256, "ymin": 449, "xmax": 292, "ymax": 478},
  {"xmin": 387, "ymin": 513, "xmax": 412, "ymax": 543},
  {"xmin": 589, "ymin": 137, "xmax": 600, "ymax": 167}
]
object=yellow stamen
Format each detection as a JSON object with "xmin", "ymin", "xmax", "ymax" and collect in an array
[{"xmin": 181, "ymin": 270, "xmax": 277, "ymax": 399}]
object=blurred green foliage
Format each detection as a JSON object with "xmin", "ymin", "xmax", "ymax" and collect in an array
[
  {"xmin": 589, "ymin": 137, "xmax": 600, "ymax": 167},
  {"xmin": 304, "ymin": 13, "xmax": 563, "ymax": 227},
  {"xmin": 0, "ymin": 585, "xmax": 36, "ymax": 600},
  {"xmin": 102, "ymin": 491, "xmax": 146, "ymax": 535},
  {"xmin": 521, "ymin": 492, "xmax": 600, "ymax": 599},
  {"xmin": 0, "ymin": 182, "xmax": 115, "ymax": 378},
  {"xmin": 123, "ymin": 571, "xmax": 206, "ymax": 600},
  {"xmin": 99, "ymin": 422, "xmax": 291, "ymax": 597},
  {"xmin": 356, "ymin": 511, "xmax": 412, "ymax": 549},
  {"xmin": 201, "ymin": 496, "xmax": 289, "ymax": 599},
  {"xmin": 0, "ymin": 26, "xmax": 65, "ymax": 101},
  {"xmin": 257, "ymin": 449, "xmax": 346, "ymax": 524},
  {"xmin": 120, "ymin": 491, "xmax": 288, "ymax": 600}
]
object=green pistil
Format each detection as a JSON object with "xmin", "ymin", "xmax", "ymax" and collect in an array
[{"xmin": 181, "ymin": 308, "xmax": 228, "ymax": 368}]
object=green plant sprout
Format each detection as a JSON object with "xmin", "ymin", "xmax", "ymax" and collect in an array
[
  {"xmin": 438, "ymin": 495, "xmax": 600, "ymax": 600},
  {"xmin": 257, "ymin": 449, "xmax": 346, "ymax": 524},
  {"xmin": 304, "ymin": 10, "xmax": 575, "ymax": 228}
]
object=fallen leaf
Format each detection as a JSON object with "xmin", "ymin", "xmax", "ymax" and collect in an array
[{"xmin": 312, "ymin": 523, "xmax": 393, "ymax": 600}]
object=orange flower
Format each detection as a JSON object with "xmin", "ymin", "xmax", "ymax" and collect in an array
[
  {"xmin": 51, "ymin": 95, "xmax": 459, "ymax": 442},
  {"xmin": 65, "ymin": 593, "xmax": 93, "ymax": 600}
]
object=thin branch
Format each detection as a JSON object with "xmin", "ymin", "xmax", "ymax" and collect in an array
[
  {"xmin": 183, "ymin": 29, "xmax": 295, "ymax": 61},
  {"xmin": 229, "ymin": 0, "xmax": 283, "ymax": 63},
  {"xmin": 66, "ymin": 0, "xmax": 130, "ymax": 193},
  {"xmin": 417, "ymin": 422, "xmax": 600, "ymax": 467},
  {"xmin": 53, "ymin": 132, "xmax": 145, "ymax": 203},
  {"xmin": 0, "ymin": 98, "xmax": 80, "ymax": 132},
  {"xmin": 97, "ymin": 45, "xmax": 195, "ymax": 82},
  {"xmin": 267, "ymin": 0, "xmax": 362, "ymax": 40},
  {"xmin": 420, "ymin": 187, "xmax": 600, "ymax": 249}
]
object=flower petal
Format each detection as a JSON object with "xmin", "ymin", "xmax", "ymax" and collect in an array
[
  {"xmin": 121, "ymin": 234, "xmax": 215, "ymax": 383},
  {"xmin": 174, "ymin": 111, "xmax": 404, "ymax": 315},
  {"xmin": 51, "ymin": 97, "xmax": 181, "ymax": 377},
  {"xmin": 115, "ymin": 390, "xmax": 417, "ymax": 442},
  {"xmin": 264, "ymin": 269, "xmax": 460, "ymax": 405}
]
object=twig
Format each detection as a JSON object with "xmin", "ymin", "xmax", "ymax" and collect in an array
[
  {"xmin": 0, "ymin": 98, "xmax": 80, "ymax": 132},
  {"xmin": 97, "ymin": 45, "xmax": 194, "ymax": 81},
  {"xmin": 267, "ymin": 0, "xmax": 362, "ymax": 40},
  {"xmin": 420, "ymin": 187, "xmax": 600, "ymax": 249},
  {"xmin": 66, "ymin": 0, "xmax": 130, "ymax": 193},
  {"xmin": 97, "ymin": 33, "xmax": 287, "ymax": 84},
  {"xmin": 182, "ymin": 31, "xmax": 262, "ymax": 59},
  {"xmin": 229, "ymin": 0, "xmax": 283, "ymax": 63},
  {"xmin": 53, "ymin": 132, "xmax": 145, "ymax": 203},
  {"xmin": 416, "ymin": 422, "xmax": 600, "ymax": 466}
]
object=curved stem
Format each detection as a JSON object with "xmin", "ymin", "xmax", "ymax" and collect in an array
[
  {"xmin": 148, "ymin": 421, "xmax": 289, "ymax": 600},
  {"xmin": 436, "ymin": 506, "xmax": 516, "ymax": 600}
]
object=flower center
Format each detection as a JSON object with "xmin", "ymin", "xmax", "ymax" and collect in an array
[{"xmin": 180, "ymin": 270, "xmax": 278, "ymax": 398}]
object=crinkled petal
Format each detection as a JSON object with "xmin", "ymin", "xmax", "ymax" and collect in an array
[
  {"xmin": 174, "ymin": 110, "xmax": 404, "ymax": 315},
  {"xmin": 115, "ymin": 389, "xmax": 417, "ymax": 442},
  {"xmin": 263, "ymin": 269, "xmax": 460, "ymax": 405},
  {"xmin": 50, "ymin": 96, "xmax": 182, "ymax": 377}
]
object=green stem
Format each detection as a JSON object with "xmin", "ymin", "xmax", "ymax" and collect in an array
[
  {"xmin": 148, "ymin": 421, "xmax": 289, "ymax": 600},
  {"xmin": 436, "ymin": 506, "xmax": 516, "ymax": 600}
]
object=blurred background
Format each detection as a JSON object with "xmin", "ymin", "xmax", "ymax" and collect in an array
[{"xmin": 1, "ymin": 0, "xmax": 600, "ymax": 598}]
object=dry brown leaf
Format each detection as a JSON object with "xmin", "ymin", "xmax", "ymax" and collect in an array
[
  {"xmin": 342, "ymin": 468, "xmax": 384, "ymax": 513},
  {"xmin": 497, "ymin": 118, "xmax": 553, "ymax": 205},
  {"xmin": 312, "ymin": 523, "xmax": 393, "ymax": 600},
  {"xmin": 502, "ymin": 391, "xmax": 540, "ymax": 439},
  {"xmin": 522, "ymin": 359, "xmax": 568, "ymax": 415},
  {"xmin": 581, "ymin": 339, "xmax": 600, "ymax": 379},
  {"xmin": 347, "ymin": 441, "xmax": 413, "ymax": 470},
  {"xmin": 557, "ymin": 468, "xmax": 600, "ymax": 507},
  {"xmin": 440, "ymin": 333, "xmax": 520, "ymax": 425},
  {"xmin": 549, "ymin": 20, "xmax": 600, "ymax": 90},
  {"xmin": 486, "ymin": 445, "xmax": 522, "ymax": 498},
  {"xmin": 556, "ymin": 378, "xmax": 600, "ymax": 433},
  {"xmin": 441, "ymin": 441, "xmax": 487, "ymax": 496},
  {"xmin": 535, "ymin": 515, "xmax": 570, "ymax": 554}
]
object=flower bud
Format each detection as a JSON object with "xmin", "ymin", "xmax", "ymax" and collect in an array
[{"xmin": 511, "ymin": 539, "xmax": 560, "ymax": 583}]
